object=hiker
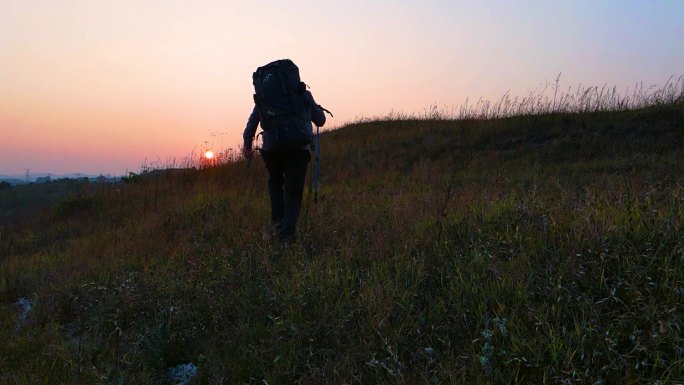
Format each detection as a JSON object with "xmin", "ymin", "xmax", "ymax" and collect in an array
[{"xmin": 242, "ymin": 59, "xmax": 326, "ymax": 245}]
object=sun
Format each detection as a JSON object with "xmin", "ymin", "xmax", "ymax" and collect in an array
[{"xmin": 204, "ymin": 150, "xmax": 214, "ymax": 160}]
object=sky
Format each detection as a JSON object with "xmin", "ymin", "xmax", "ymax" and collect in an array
[{"xmin": 1, "ymin": 0, "xmax": 683, "ymax": 176}]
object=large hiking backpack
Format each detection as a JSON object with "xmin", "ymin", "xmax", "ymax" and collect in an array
[{"xmin": 252, "ymin": 59, "xmax": 312, "ymax": 151}]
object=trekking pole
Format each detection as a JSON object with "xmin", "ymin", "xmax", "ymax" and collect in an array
[
  {"xmin": 245, "ymin": 146, "xmax": 260, "ymax": 169},
  {"xmin": 313, "ymin": 106, "xmax": 333, "ymax": 204},
  {"xmin": 314, "ymin": 125, "xmax": 320, "ymax": 203},
  {"xmin": 245, "ymin": 132, "xmax": 262, "ymax": 169}
]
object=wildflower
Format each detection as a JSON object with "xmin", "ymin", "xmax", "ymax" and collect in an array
[
  {"xmin": 168, "ymin": 363, "xmax": 198, "ymax": 385},
  {"xmin": 479, "ymin": 330, "xmax": 495, "ymax": 376},
  {"xmin": 16, "ymin": 297, "xmax": 34, "ymax": 323},
  {"xmin": 493, "ymin": 317, "xmax": 508, "ymax": 336}
]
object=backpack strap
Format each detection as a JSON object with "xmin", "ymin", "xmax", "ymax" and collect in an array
[{"xmin": 318, "ymin": 105, "xmax": 334, "ymax": 117}]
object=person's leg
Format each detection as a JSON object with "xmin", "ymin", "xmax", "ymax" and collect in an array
[
  {"xmin": 261, "ymin": 151, "xmax": 286, "ymax": 228},
  {"xmin": 279, "ymin": 150, "xmax": 311, "ymax": 241}
]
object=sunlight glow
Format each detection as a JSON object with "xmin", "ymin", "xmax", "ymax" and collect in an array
[
  {"xmin": 204, "ymin": 150, "xmax": 214, "ymax": 160},
  {"xmin": 1, "ymin": 1, "xmax": 682, "ymax": 175}
]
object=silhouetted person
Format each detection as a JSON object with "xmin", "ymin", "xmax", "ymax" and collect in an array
[{"xmin": 242, "ymin": 59, "xmax": 326, "ymax": 245}]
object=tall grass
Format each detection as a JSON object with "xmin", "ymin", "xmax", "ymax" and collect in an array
[
  {"xmin": 0, "ymin": 77, "xmax": 682, "ymax": 384},
  {"xmin": 355, "ymin": 75, "xmax": 684, "ymax": 123}
]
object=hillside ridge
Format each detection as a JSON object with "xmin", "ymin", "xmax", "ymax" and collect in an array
[{"xmin": 1, "ymin": 102, "xmax": 683, "ymax": 384}]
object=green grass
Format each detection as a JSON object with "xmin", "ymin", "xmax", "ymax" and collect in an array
[{"xmin": 1, "ymin": 92, "xmax": 683, "ymax": 384}]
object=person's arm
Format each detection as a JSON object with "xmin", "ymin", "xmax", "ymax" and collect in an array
[
  {"xmin": 307, "ymin": 91, "xmax": 326, "ymax": 127},
  {"xmin": 243, "ymin": 105, "xmax": 260, "ymax": 149}
]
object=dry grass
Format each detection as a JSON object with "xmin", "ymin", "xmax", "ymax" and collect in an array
[{"xmin": 1, "ymin": 79, "xmax": 683, "ymax": 384}]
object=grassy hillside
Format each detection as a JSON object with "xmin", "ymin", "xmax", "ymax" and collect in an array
[
  {"xmin": 0, "ymin": 178, "xmax": 100, "ymax": 225},
  {"xmin": 1, "ymin": 100, "xmax": 683, "ymax": 384}
]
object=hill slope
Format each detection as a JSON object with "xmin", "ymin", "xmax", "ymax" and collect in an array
[{"xmin": 1, "ymin": 102, "xmax": 683, "ymax": 384}]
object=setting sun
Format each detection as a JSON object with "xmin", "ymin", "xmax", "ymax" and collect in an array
[{"xmin": 204, "ymin": 150, "xmax": 214, "ymax": 160}]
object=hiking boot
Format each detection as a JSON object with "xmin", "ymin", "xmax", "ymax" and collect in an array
[
  {"xmin": 277, "ymin": 232, "xmax": 296, "ymax": 247},
  {"xmin": 261, "ymin": 224, "xmax": 279, "ymax": 242}
]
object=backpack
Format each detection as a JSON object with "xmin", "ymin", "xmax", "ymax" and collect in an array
[{"xmin": 252, "ymin": 59, "xmax": 312, "ymax": 151}]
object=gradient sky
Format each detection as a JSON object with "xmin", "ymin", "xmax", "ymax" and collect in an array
[{"xmin": 1, "ymin": 0, "xmax": 683, "ymax": 176}]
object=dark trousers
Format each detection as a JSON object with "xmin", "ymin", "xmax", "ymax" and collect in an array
[{"xmin": 261, "ymin": 150, "xmax": 311, "ymax": 240}]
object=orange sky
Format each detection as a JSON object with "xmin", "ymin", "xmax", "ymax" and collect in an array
[{"xmin": 1, "ymin": 0, "xmax": 683, "ymax": 176}]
